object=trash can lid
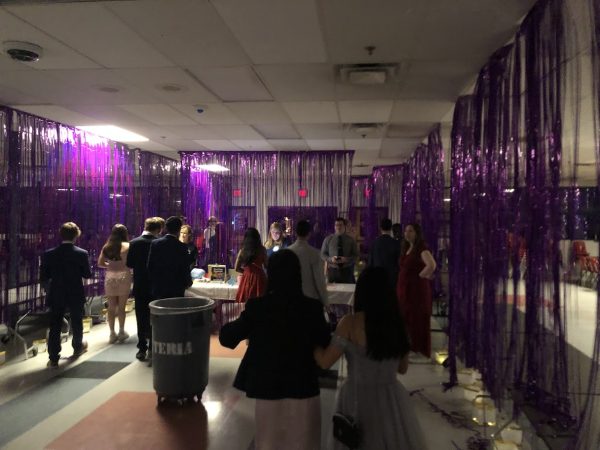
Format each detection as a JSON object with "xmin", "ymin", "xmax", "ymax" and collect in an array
[{"xmin": 149, "ymin": 297, "xmax": 215, "ymax": 315}]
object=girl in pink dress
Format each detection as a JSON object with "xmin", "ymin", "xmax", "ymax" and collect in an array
[{"xmin": 98, "ymin": 224, "xmax": 132, "ymax": 344}]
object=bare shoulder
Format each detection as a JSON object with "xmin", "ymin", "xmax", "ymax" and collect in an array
[{"xmin": 336, "ymin": 313, "xmax": 361, "ymax": 337}]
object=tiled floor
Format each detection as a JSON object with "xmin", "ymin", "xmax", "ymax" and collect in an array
[{"xmin": 0, "ymin": 304, "xmax": 562, "ymax": 450}]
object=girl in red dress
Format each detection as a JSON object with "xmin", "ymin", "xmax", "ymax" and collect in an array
[
  {"xmin": 396, "ymin": 223, "xmax": 437, "ymax": 357},
  {"xmin": 235, "ymin": 228, "xmax": 268, "ymax": 303}
]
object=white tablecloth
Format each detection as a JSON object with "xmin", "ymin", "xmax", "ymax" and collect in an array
[{"xmin": 186, "ymin": 281, "xmax": 354, "ymax": 305}]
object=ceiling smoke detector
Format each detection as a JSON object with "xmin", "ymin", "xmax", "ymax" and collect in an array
[
  {"xmin": 337, "ymin": 63, "xmax": 401, "ymax": 85},
  {"xmin": 3, "ymin": 41, "xmax": 43, "ymax": 62}
]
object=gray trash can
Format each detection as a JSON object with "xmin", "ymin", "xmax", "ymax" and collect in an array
[{"xmin": 149, "ymin": 296, "xmax": 215, "ymax": 405}]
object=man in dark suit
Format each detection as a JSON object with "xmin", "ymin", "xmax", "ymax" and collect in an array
[
  {"xmin": 40, "ymin": 222, "xmax": 92, "ymax": 369},
  {"xmin": 147, "ymin": 216, "xmax": 192, "ymax": 300},
  {"xmin": 126, "ymin": 216, "xmax": 164, "ymax": 361},
  {"xmin": 368, "ymin": 218, "xmax": 402, "ymax": 289}
]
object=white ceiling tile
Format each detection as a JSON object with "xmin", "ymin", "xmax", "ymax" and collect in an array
[
  {"xmin": 282, "ymin": 102, "xmax": 339, "ymax": 124},
  {"xmin": 226, "ymin": 102, "xmax": 291, "ymax": 124},
  {"xmin": 390, "ymin": 100, "xmax": 454, "ymax": 122},
  {"xmin": 380, "ymin": 138, "xmax": 423, "ymax": 158},
  {"xmin": 338, "ymin": 100, "xmax": 393, "ymax": 123},
  {"xmin": 213, "ymin": 0, "xmax": 327, "ymax": 64},
  {"xmin": 107, "ymin": 0, "xmax": 250, "ymax": 68},
  {"xmin": 267, "ymin": 139, "xmax": 309, "ymax": 151},
  {"xmin": 208, "ymin": 125, "xmax": 264, "ymax": 140},
  {"xmin": 414, "ymin": 1, "xmax": 535, "ymax": 60},
  {"xmin": 305, "ymin": 139, "xmax": 344, "ymax": 150},
  {"xmin": 189, "ymin": 66, "xmax": 272, "ymax": 102},
  {"xmin": 11, "ymin": 105, "xmax": 99, "ymax": 126},
  {"xmin": 163, "ymin": 125, "xmax": 223, "ymax": 140},
  {"xmin": 118, "ymin": 104, "xmax": 197, "ymax": 126},
  {"xmin": 170, "ymin": 104, "xmax": 244, "ymax": 125},
  {"xmin": 386, "ymin": 123, "xmax": 435, "ymax": 138},
  {"xmin": 159, "ymin": 139, "xmax": 205, "ymax": 151},
  {"xmin": 335, "ymin": 83, "xmax": 402, "ymax": 102},
  {"xmin": 231, "ymin": 139, "xmax": 275, "ymax": 150},
  {"xmin": 0, "ymin": 70, "xmax": 63, "ymax": 104},
  {"xmin": 113, "ymin": 68, "xmax": 218, "ymax": 104},
  {"xmin": 256, "ymin": 64, "xmax": 335, "ymax": 101},
  {"xmin": 320, "ymin": 0, "xmax": 427, "ymax": 63},
  {"xmin": 137, "ymin": 140, "xmax": 176, "ymax": 152},
  {"xmin": 0, "ymin": 85, "xmax": 46, "ymax": 105},
  {"xmin": 253, "ymin": 124, "xmax": 299, "ymax": 139},
  {"xmin": 41, "ymin": 69, "xmax": 153, "ymax": 105},
  {"xmin": 6, "ymin": 3, "xmax": 173, "ymax": 69},
  {"xmin": 67, "ymin": 104, "xmax": 159, "ymax": 131},
  {"xmin": 193, "ymin": 140, "xmax": 240, "ymax": 151},
  {"xmin": 344, "ymin": 139, "xmax": 382, "ymax": 151},
  {"xmin": 0, "ymin": 9, "xmax": 99, "ymax": 70},
  {"xmin": 296, "ymin": 124, "xmax": 343, "ymax": 139}
]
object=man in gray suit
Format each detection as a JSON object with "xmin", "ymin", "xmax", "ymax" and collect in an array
[
  {"xmin": 320, "ymin": 217, "xmax": 359, "ymax": 283},
  {"xmin": 288, "ymin": 220, "xmax": 328, "ymax": 305}
]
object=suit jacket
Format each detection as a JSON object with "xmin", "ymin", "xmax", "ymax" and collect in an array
[
  {"xmin": 126, "ymin": 233, "xmax": 156, "ymax": 298},
  {"xmin": 147, "ymin": 234, "xmax": 192, "ymax": 299},
  {"xmin": 288, "ymin": 240, "xmax": 328, "ymax": 305},
  {"xmin": 40, "ymin": 243, "xmax": 92, "ymax": 307},
  {"xmin": 368, "ymin": 233, "xmax": 401, "ymax": 286},
  {"xmin": 219, "ymin": 293, "xmax": 331, "ymax": 399}
]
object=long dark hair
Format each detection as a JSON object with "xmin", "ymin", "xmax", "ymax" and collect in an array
[
  {"xmin": 101, "ymin": 224, "xmax": 129, "ymax": 260},
  {"xmin": 239, "ymin": 227, "xmax": 263, "ymax": 266},
  {"xmin": 401, "ymin": 222, "xmax": 426, "ymax": 256},
  {"xmin": 354, "ymin": 267, "xmax": 409, "ymax": 360},
  {"xmin": 265, "ymin": 250, "xmax": 304, "ymax": 354},
  {"xmin": 266, "ymin": 249, "xmax": 303, "ymax": 296}
]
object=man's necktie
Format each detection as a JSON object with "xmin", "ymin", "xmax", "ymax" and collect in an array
[{"xmin": 337, "ymin": 235, "xmax": 344, "ymax": 257}]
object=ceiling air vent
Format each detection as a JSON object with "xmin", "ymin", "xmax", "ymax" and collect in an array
[
  {"xmin": 346, "ymin": 123, "xmax": 384, "ymax": 138},
  {"xmin": 337, "ymin": 63, "xmax": 401, "ymax": 85}
]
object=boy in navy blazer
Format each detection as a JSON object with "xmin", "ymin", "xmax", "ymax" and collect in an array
[
  {"xmin": 40, "ymin": 222, "xmax": 92, "ymax": 368},
  {"xmin": 126, "ymin": 216, "xmax": 164, "ymax": 361},
  {"xmin": 147, "ymin": 216, "xmax": 192, "ymax": 299}
]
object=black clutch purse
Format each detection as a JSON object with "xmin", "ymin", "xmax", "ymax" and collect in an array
[{"xmin": 332, "ymin": 412, "xmax": 361, "ymax": 448}]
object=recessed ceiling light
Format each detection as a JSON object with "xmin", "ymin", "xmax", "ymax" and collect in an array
[
  {"xmin": 96, "ymin": 85, "xmax": 121, "ymax": 93},
  {"xmin": 158, "ymin": 83, "xmax": 186, "ymax": 92},
  {"xmin": 78, "ymin": 125, "xmax": 149, "ymax": 142}
]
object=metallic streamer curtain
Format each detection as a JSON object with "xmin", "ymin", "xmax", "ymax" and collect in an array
[
  {"xmin": 180, "ymin": 151, "xmax": 353, "ymax": 265},
  {"xmin": 0, "ymin": 106, "xmax": 179, "ymax": 325},
  {"xmin": 448, "ymin": 0, "xmax": 600, "ymax": 446},
  {"xmin": 371, "ymin": 164, "xmax": 404, "ymax": 223},
  {"xmin": 137, "ymin": 151, "xmax": 181, "ymax": 235},
  {"xmin": 400, "ymin": 126, "xmax": 444, "ymax": 256},
  {"xmin": 577, "ymin": 0, "xmax": 600, "ymax": 446}
]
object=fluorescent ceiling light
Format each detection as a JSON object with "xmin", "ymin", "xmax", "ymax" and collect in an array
[
  {"xmin": 443, "ymin": 198, "xmax": 451, "ymax": 202},
  {"xmin": 78, "ymin": 125, "xmax": 149, "ymax": 142},
  {"xmin": 194, "ymin": 164, "xmax": 229, "ymax": 173}
]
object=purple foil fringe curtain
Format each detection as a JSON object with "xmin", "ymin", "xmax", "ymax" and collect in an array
[
  {"xmin": 179, "ymin": 151, "xmax": 353, "ymax": 267},
  {"xmin": 0, "ymin": 107, "xmax": 180, "ymax": 325},
  {"xmin": 400, "ymin": 126, "xmax": 445, "ymax": 293},
  {"xmin": 448, "ymin": 0, "xmax": 600, "ymax": 447}
]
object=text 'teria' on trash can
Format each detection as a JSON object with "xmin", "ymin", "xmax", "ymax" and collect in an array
[{"xmin": 149, "ymin": 297, "xmax": 215, "ymax": 404}]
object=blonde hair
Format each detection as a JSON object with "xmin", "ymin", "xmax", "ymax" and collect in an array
[{"xmin": 264, "ymin": 222, "xmax": 285, "ymax": 249}]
